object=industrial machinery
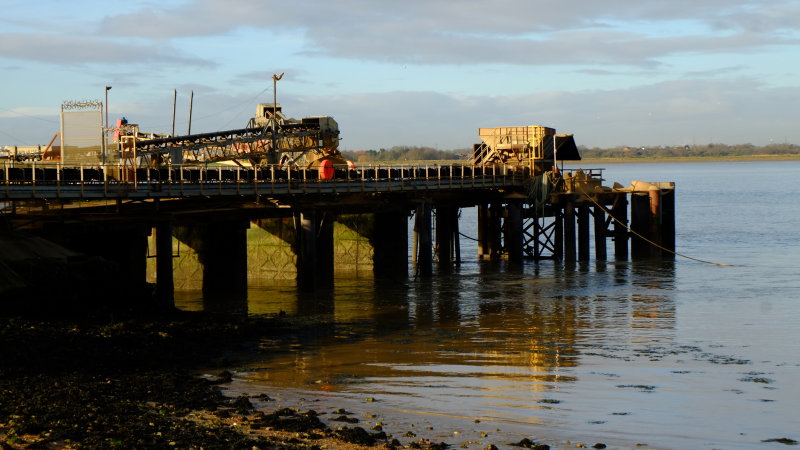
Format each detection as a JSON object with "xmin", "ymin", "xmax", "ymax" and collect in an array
[
  {"xmin": 471, "ymin": 125, "xmax": 581, "ymax": 173},
  {"xmin": 115, "ymin": 103, "xmax": 346, "ymax": 171}
]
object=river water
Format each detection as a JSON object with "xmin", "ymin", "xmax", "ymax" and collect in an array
[{"xmin": 180, "ymin": 160, "xmax": 800, "ymax": 449}]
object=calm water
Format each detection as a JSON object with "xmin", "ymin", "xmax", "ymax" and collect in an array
[{"xmin": 184, "ymin": 161, "xmax": 800, "ymax": 449}]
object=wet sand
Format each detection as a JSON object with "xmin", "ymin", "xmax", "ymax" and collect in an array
[{"xmin": 0, "ymin": 312, "xmax": 573, "ymax": 449}]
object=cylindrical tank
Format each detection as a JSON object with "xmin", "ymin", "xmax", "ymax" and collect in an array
[{"xmin": 318, "ymin": 159, "xmax": 334, "ymax": 180}]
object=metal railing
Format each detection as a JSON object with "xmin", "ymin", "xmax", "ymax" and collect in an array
[{"xmin": 0, "ymin": 161, "xmax": 529, "ymax": 201}]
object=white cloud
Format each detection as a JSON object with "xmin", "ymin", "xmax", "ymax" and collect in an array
[
  {"xmin": 93, "ymin": 0, "xmax": 800, "ymax": 68},
  {"xmin": 2, "ymin": 0, "xmax": 798, "ymax": 149},
  {"xmin": 278, "ymin": 78, "xmax": 800, "ymax": 149},
  {"xmin": 0, "ymin": 32, "xmax": 213, "ymax": 67}
]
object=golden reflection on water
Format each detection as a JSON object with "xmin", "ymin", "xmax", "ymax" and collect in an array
[{"xmin": 177, "ymin": 262, "xmax": 677, "ymax": 400}]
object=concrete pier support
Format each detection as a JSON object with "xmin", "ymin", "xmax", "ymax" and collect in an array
[
  {"xmin": 155, "ymin": 221, "xmax": 174, "ymax": 307},
  {"xmin": 373, "ymin": 210, "xmax": 409, "ymax": 278},
  {"xmin": 414, "ymin": 202, "xmax": 433, "ymax": 277},
  {"xmin": 505, "ymin": 199, "xmax": 524, "ymax": 264},
  {"xmin": 36, "ymin": 222, "xmax": 152, "ymax": 305},
  {"xmin": 119, "ymin": 225, "xmax": 150, "ymax": 292},
  {"xmin": 318, "ymin": 212, "xmax": 335, "ymax": 286},
  {"xmin": 296, "ymin": 210, "xmax": 334, "ymax": 289},
  {"xmin": 198, "ymin": 219, "xmax": 249, "ymax": 303}
]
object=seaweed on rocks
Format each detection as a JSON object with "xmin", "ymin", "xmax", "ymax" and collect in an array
[{"xmin": 0, "ymin": 312, "xmax": 353, "ymax": 448}]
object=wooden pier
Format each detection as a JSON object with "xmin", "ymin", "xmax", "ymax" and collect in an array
[{"xmin": 0, "ymin": 161, "xmax": 675, "ymax": 309}]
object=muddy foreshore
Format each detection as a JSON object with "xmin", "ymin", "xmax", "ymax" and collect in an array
[{"xmin": 0, "ymin": 311, "xmax": 562, "ymax": 449}]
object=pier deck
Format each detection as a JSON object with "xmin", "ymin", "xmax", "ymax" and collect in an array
[{"xmin": 0, "ymin": 161, "xmax": 675, "ymax": 307}]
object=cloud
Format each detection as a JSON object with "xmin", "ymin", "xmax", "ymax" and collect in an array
[
  {"xmin": 278, "ymin": 78, "xmax": 800, "ymax": 149},
  {"xmin": 0, "ymin": 32, "xmax": 213, "ymax": 67},
  {"xmin": 94, "ymin": 0, "xmax": 800, "ymax": 68},
  {"xmin": 3, "ymin": 78, "xmax": 798, "ymax": 148}
]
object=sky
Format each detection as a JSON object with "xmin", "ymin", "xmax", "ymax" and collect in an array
[{"xmin": 1, "ymin": 0, "xmax": 799, "ymax": 150}]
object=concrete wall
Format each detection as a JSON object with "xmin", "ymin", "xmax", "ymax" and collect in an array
[{"xmin": 146, "ymin": 214, "xmax": 378, "ymax": 288}]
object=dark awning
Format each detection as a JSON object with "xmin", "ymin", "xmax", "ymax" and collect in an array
[{"xmin": 543, "ymin": 134, "xmax": 581, "ymax": 161}]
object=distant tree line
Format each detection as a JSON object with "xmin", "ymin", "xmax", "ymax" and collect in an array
[
  {"xmin": 340, "ymin": 143, "xmax": 800, "ymax": 162},
  {"xmin": 340, "ymin": 146, "xmax": 469, "ymax": 163},
  {"xmin": 578, "ymin": 143, "xmax": 800, "ymax": 159}
]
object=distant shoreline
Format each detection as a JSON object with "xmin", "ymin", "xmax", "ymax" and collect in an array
[
  {"xmin": 569, "ymin": 154, "xmax": 800, "ymax": 164},
  {"xmin": 370, "ymin": 154, "xmax": 800, "ymax": 166}
]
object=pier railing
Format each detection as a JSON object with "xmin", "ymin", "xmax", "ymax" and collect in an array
[{"xmin": 0, "ymin": 162, "xmax": 528, "ymax": 200}]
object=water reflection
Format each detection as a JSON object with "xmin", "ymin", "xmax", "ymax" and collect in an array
[
  {"xmin": 172, "ymin": 255, "xmax": 706, "ymax": 445},
  {"xmin": 164, "ymin": 161, "xmax": 800, "ymax": 448},
  {"xmin": 193, "ymin": 259, "xmax": 677, "ymax": 410}
]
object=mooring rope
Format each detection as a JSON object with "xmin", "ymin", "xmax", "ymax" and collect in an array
[
  {"xmin": 574, "ymin": 183, "xmax": 732, "ymax": 266},
  {"xmin": 458, "ymin": 231, "xmax": 479, "ymax": 242}
]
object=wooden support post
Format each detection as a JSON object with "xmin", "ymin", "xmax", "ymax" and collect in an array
[
  {"xmin": 612, "ymin": 195, "xmax": 629, "ymax": 260},
  {"xmin": 630, "ymin": 193, "xmax": 651, "ymax": 259},
  {"xmin": 661, "ymin": 187, "xmax": 676, "ymax": 257},
  {"xmin": 554, "ymin": 208, "xmax": 564, "ymax": 261},
  {"xmin": 533, "ymin": 216, "xmax": 541, "ymax": 260},
  {"xmin": 593, "ymin": 205, "xmax": 607, "ymax": 261},
  {"xmin": 477, "ymin": 204, "xmax": 488, "ymax": 260},
  {"xmin": 453, "ymin": 211, "xmax": 461, "ymax": 266},
  {"xmin": 564, "ymin": 200, "xmax": 576, "ymax": 262},
  {"xmin": 577, "ymin": 204, "xmax": 590, "ymax": 261},
  {"xmin": 506, "ymin": 199, "xmax": 524, "ymax": 264},
  {"xmin": 488, "ymin": 203, "xmax": 503, "ymax": 259},
  {"xmin": 648, "ymin": 186, "xmax": 663, "ymax": 257},
  {"xmin": 155, "ymin": 221, "xmax": 174, "ymax": 308},
  {"xmin": 414, "ymin": 202, "xmax": 433, "ymax": 277},
  {"xmin": 435, "ymin": 206, "xmax": 456, "ymax": 270}
]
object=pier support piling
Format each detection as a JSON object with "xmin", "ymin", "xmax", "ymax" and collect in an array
[
  {"xmin": 373, "ymin": 210, "xmax": 409, "ymax": 278},
  {"xmin": 612, "ymin": 196, "xmax": 629, "ymax": 260},
  {"xmin": 563, "ymin": 200, "xmax": 576, "ymax": 262},
  {"xmin": 414, "ymin": 202, "xmax": 433, "ymax": 277},
  {"xmin": 630, "ymin": 193, "xmax": 653, "ymax": 259},
  {"xmin": 577, "ymin": 205, "xmax": 590, "ymax": 261},
  {"xmin": 506, "ymin": 199, "xmax": 524, "ymax": 264},
  {"xmin": 593, "ymin": 205, "xmax": 607, "ymax": 261},
  {"xmin": 435, "ymin": 206, "xmax": 459, "ymax": 270},
  {"xmin": 198, "ymin": 219, "xmax": 249, "ymax": 305},
  {"xmin": 477, "ymin": 205, "xmax": 489, "ymax": 259},
  {"xmin": 477, "ymin": 203, "xmax": 503, "ymax": 260},
  {"xmin": 154, "ymin": 221, "xmax": 174, "ymax": 308},
  {"xmin": 296, "ymin": 210, "xmax": 334, "ymax": 289},
  {"xmin": 661, "ymin": 186, "xmax": 676, "ymax": 257},
  {"xmin": 554, "ymin": 209, "xmax": 564, "ymax": 261}
]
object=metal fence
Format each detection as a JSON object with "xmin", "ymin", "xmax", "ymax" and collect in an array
[{"xmin": 0, "ymin": 162, "xmax": 528, "ymax": 200}]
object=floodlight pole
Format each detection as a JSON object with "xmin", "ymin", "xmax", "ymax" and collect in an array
[
  {"xmin": 271, "ymin": 72, "xmax": 284, "ymax": 158},
  {"xmin": 104, "ymin": 86, "xmax": 112, "ymax": 165}
]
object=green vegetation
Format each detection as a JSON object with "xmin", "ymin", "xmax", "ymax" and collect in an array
[
  {"xmin": 579, "ymin": 142, "xmax": 800, "ymax": 160},
  {"xmin": 341, "ymin": 143, "xmax": 800, "ymax": 163},
  {"xmin": 341, "ymin": 146, "xmax": 468, "ymax": 163}
]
